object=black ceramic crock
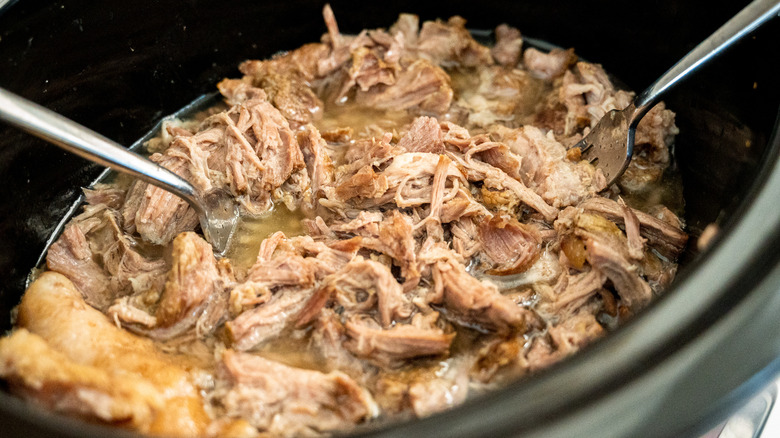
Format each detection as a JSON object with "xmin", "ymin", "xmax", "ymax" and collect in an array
[{"xmin": 1, "ymin": 1, "xmax": 779, "ymax": 437}]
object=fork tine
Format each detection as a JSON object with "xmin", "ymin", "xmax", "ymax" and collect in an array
[{"xmin": 572, "ymin": 107, "xmax": 634, "ymax": 187}]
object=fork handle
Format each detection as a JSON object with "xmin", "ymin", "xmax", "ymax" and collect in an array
[
  {"xmin": 0, "ymin": 87, "xmax": 206, "ymax": 218},
  {"xmin": 631, "ymin": 0, "xmax": 780, "ymax": 126}
]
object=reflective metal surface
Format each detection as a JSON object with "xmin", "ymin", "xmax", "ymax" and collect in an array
[
  {"xmin": 0, "ymin": 88, "xmax": 237, "ymax": 254},
  {"xmin": 578, "ymin": 0, "xmax": 780, "ymax": 185}
]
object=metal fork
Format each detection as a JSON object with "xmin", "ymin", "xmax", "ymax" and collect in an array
[
  {"xmin": 576, "ymin": 0, "xmax": 780, "ymax": 186},
  {"xmin": 0, "ymin": 88, "xmax": 239, "ymax": 255}
]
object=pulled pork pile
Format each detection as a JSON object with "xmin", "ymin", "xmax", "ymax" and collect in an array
[{"xmin": 0, "ymin": 5, "xmax": 687, "ymax": 437}]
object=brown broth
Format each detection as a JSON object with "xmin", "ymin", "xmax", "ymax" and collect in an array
[
  {"xmin": 623, "ymin": 166, "xmax": 686, "ymax": 216},
  {"xmin": 253, "ymin": 327, "xmax": 327, "ymax": 372},
  {"xmin": 315, "ymin": 102, "xmax": 414, "ymax": 139},
  {"xmin": 225, "ymin": 204, "xmax": 307, "ymax": 277}
]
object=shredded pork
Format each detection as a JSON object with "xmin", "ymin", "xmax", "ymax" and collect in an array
[{"xmin": 2, "ymin": 5, "xmax": 686, "ymax": 437}]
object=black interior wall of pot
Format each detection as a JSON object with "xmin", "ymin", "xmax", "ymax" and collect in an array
[{"xmin": 0, "ymin": 1, "xmax": 777, "ymax": 436}]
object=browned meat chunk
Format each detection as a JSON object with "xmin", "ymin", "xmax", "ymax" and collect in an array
[
  {"xmin": 335, "ymin": 165, "xmax": 390, "ymax": 201},
  {"xmin": 0, "ymin": 329, "xmax": 156, "ymax": 428},
  {"xmin": 433, "ymin": 258, "xmax": 532, "ymax": 334},
  {"xmin": 47, "ymin": 205, "xmax": 167, "ymax": 311},
  {"xmin": 83, "ymin": 184, "xmax": 125, "ymax": 209},
  {"xmin": 523, "ymin": 48, "xmax": 577, "ymax": 81},
  {"xmin": 450, "ymin": 217, "xmax": 482, "ymax": 259},
  {"xmin": 397, "ymin": 116, "xmax": 444, "ymax": 153},
  {"xmin": 344, "ymin": 313, "xmax": 454, "ymax": 367},
  {"xmin": 471, "ymin": 141, "xmax": 524, "ymax": 183},
  {"xmin": 297, "ymin": 125, "xmax": 335, "ymax": 213},
  {"xmin": 619, "ymin": 103, "xmax": 679, "ymax": 192},
  {"xmin": 447, "ymin": 145, "xmax": 560, "ymax": 220},
  {"xmin": 478, "ymin": 215, "xmax": 542, "ymax": 275},
  {"xmin": 339, "ymin": 45, "xmax": 397, "ymax": 98},
  {"xmin": 390, "ymin": 13, "xmax": 420, "ymax": 47},
  {"xmin": 215, "ymin": 350, "xmax": 377, "ymax": 436},
  {"xmin": 244, "ymin": 233, "xmax": 316, "ymax": 291},
  {"xmin": 440, "ymin": 189, "xmax": 490, "ymax": 224},
  {"xmin": 359, "ymin": 211, "xmax": 419, "ymax": 283},
  {"xmin": 294, "ymin": 236, "xmax": 364, "ymax": 278},
  {"xmin": 355, "ymin": 59, "xmax": 453, "ymax": 115},
  {"xmin": 634, "ymin": 102, "xmax": 678, "ymax": 164},
  {"xmin": 216, "ymin": 77, "xmax": 268, "ymax": 105},
  {"xmin": 330, "ymin": 151, "xmax": 468, "ymax": 219},
  {"xmin": 109, "ymin": 232, "xmax": 230, "ymax": 340},
  {"xmin": 344, "ymin": 132, "xmax": 400, "ymax": 164},
  {"xmin": 328, "ymin": 210, "xmax": 385, "ymax": 235},
  {"xmin": 586, "ymin": 238, "xmax": 652, "ymax": 310},
  {"xmin": 329, "ymin": 258, "xmax": 411, "ymax": 327},
  {"xmin": 107, "ymin": 234, "xmax": 226, "ymax": 339},
  {"xmin": 127, "ymin": 153, "xmax": 201, "ymax": 245},
  {"xmin": 227, "ymin": 289, "xmax": 311, "ymax": 351},
  {"xmin": 548, "ymin": 269, "xmax": 606, "ymax": 312},
  {"xmin": 296, "ymin": 255, "xmax": 411, "ymax": 328},
  {"xmin": 618, "ymin": 197, "xmax": 646, "ymax": 260},
  {"xmin": 491, "ymin": 24, "xmax": 523, "ymax": 67},
  {"xmin": 526, "ymin": 309, "xmax": 604, "ymax": 371},
  {"xmin": 547, "ymin": 310, "xmax": 605, "ymax": 354},
  {"xmin": 555, "ymin": 62, "xmax": 630, "ymax": 139},
  {"xmin": 308, "ymin": 309, "xmax": 370, "ymax": 379},
  {"xmin": 237, "ymin": 43, "xmax": 329, "ymax": 128},
  {"xmin": 104, "ymin": 245, "xmax": 167, "ymax": 300},
  {"xmin": 557, "ymin": 207, "xmax": 655, "ymax": 311},
  {"xmin": 209, "ymin": 97, "xmax": 306, "ymax": 211},
  {"xmin": 417, "ymin": 16, "xmax": 494, "ymax": 67},
  {"xmin": 12, "ymin": 272, "xmax": 211, "ymax": 436},
  {"xmin": 579, "ymin": 197, "xmax": 687, "ymax": 258},
  {"xmin": 317, "ymin": 4, "xmax": 362, "ymax": 76},
  {"xmin": 231, "ymin": 233, "xmax": 363, "ymax": 319},
  {"xmin": 157, "ymin": 233, "xmax": 226, "ymax": 329},
  {"xmin": 490, "ymin": 124, "xmax": 606, "ymax": 208},
  {"xmin": 46, "ymin": 223, "xmax": 112, "ymax": 310}
]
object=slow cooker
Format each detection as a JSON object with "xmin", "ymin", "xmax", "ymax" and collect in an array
[{"xmin": 1, "ymin": 0, "xmax": 779, "ymax": 436}]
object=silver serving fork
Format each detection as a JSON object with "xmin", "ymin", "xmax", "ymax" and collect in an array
[
  {"xmin": 0, "ymin": 88, "xmax": 239, "ymax": 255},
  {"xmin": 576, "ymin": 0, "xmax": 780, "ymax": 186}
]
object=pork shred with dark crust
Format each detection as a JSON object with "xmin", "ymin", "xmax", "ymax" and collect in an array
[{"xmin": 2, "ymin": 4, "xmax": 686, "ymax": 437}]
